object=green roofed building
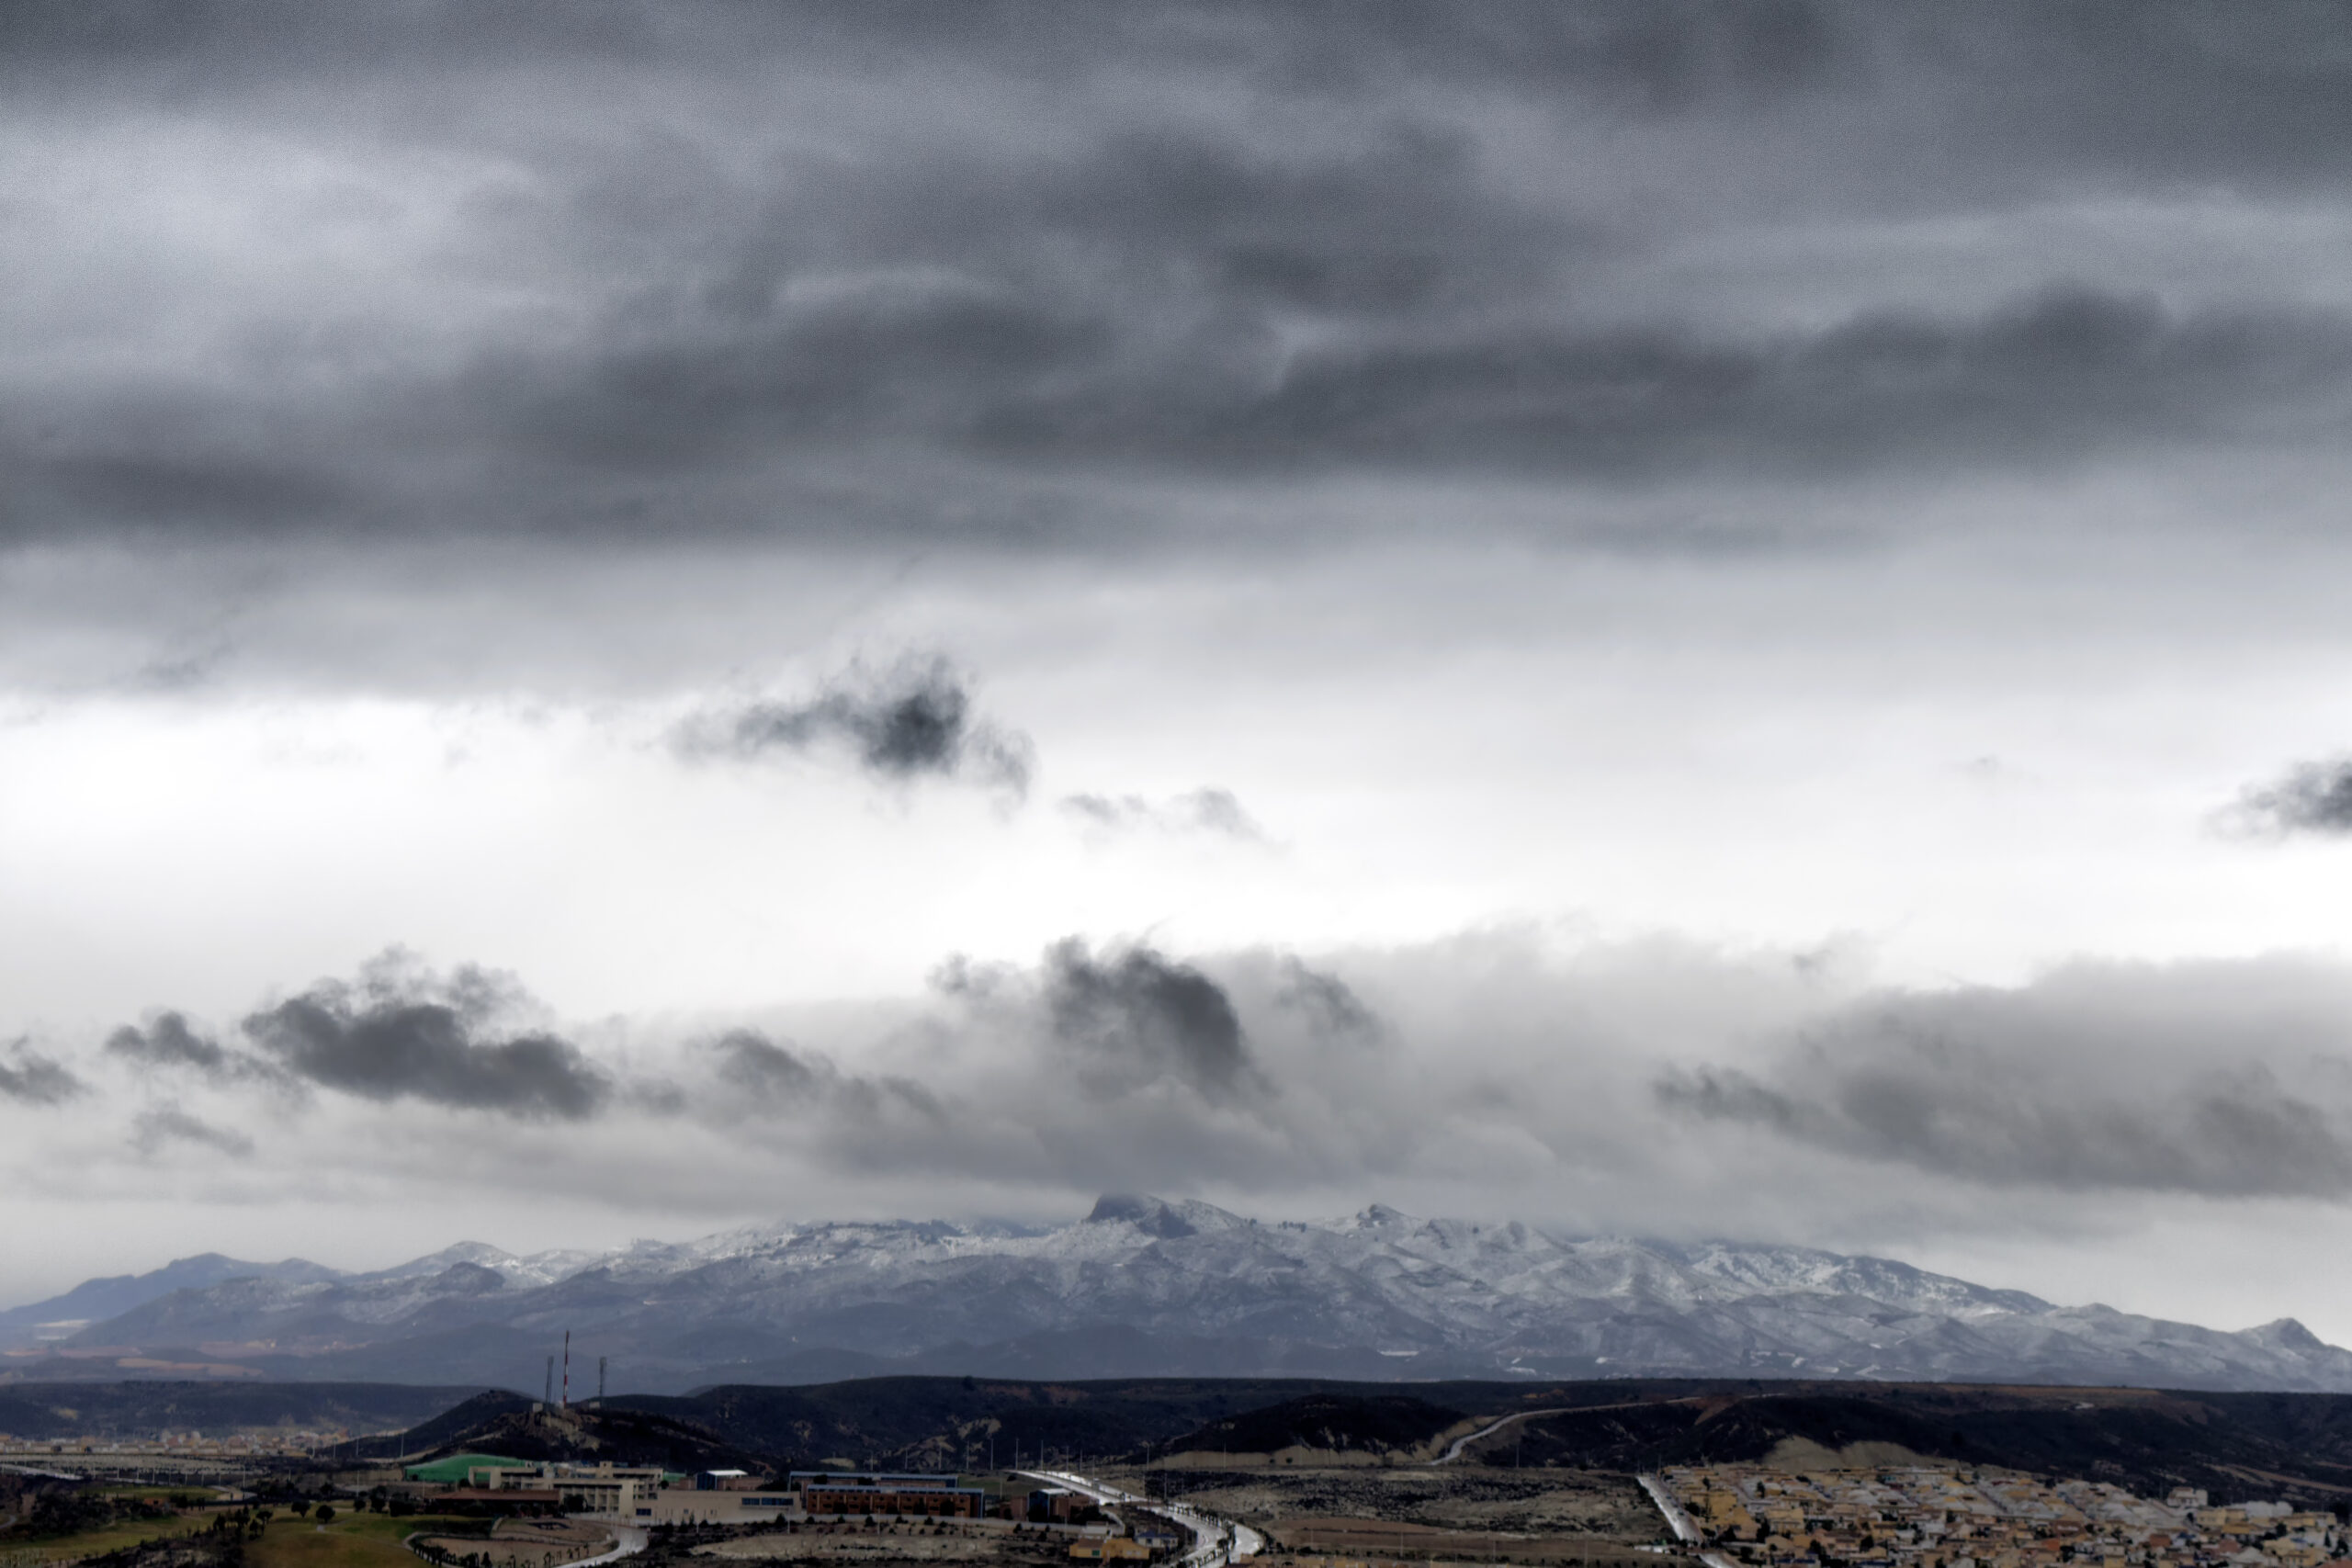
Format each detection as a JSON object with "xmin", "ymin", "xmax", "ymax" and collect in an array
[{"xmin": 404, "ymin": 1453, "xmax": 537, "ymax": 1484}]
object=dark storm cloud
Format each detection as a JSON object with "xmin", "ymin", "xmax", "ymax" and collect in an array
[
  {"xmin": 10, "ymin": 4, "xmax": 2352, "ymax": 558},
  {"xmin": 0, "ymin": 1043, "xmax": 82, "ymax": 1105},
  {"xmin": 427, "ymin": 120, "xmax": 1572, "ymax": 488},
  {"xmin": 25, "ymin": 285, "xmax": 2352, "ymax": 551},
  {"xmin": 489, "ymin": 287, "xmax": 1112, "ymax": 474},
  {"xmin": 1079, "ymin": 288, "xmax": 2352, "ymax": 477},
  {"xmin": 1657, "ymin": 959, "xmax": 2352, "ymax": 1198},
  {"xmin": 40, "ymin": 453, "xmax": 349, "ymax": 526},
  {"xmin": 2231, "ymin": 758, "xmax": 2352, "ymax": 837},
  {"xmin": 673, "ymin": 658, "xmax": 1033, "ymax": 797},
  {"xmin": 429, "ymin": 233, "xmax": 2347, "ymax": 491},
  {"xmin": 239, "ymin": 957, "xmax": 611, "ymax": 1121},
  {"xmin": 1041, "ymin": 938, "xmax": 1263, "ymax": 1103},
  {"xmin": 18, "ymin": 1, "xmax": 2352, "ymax": 168},
  {"xmin": 1059, "ymin": 787, "xmax": 1267, "ymax": 840},
  {"xmin": 0, "ymin": 1, "xmax": 1852, "ymax": 106}
]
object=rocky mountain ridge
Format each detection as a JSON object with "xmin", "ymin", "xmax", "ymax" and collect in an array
[{"xmin": 5, "ymin": 1195, "xmax": 2345, "ymax": 1394}]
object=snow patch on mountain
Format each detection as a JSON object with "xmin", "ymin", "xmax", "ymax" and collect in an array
[{"xmin": 8, "ymin": 1197, "xmax": 2348, "ymax": 1394}]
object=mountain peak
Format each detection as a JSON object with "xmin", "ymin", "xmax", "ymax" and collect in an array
[
  {"xmin": 2248, "ymin": 1316, "xmax": 2327, "ymax": 1350},
  {"xmin": 1086, "ymin": 1193, "xmax": 1193, "ymax": 1236},
  {"xmin": 1083, "ymin": 1193, "xmax": 1250, "ymax": 1238},
  {"xmin": 11, "ymin": 1206, "xmax": 2349, "ymax": 1394}
]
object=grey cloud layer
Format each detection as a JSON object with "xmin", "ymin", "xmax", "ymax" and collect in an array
[
  {"xmin": 17, "ymin": 3, "xmax": 2352, "ymax": 172},
  {"xmin": 242, "ymin": 964, "xmax": 610, "ymax": 1122},
  {"xmin": 2233, "ymin": 758, "xmax": 2352, "ymax": 837},
  {"xmin": 1060, "ymin": 788, "xmax": 1266, "ymax": 840},
  {"xmin": 706, "ymin": 1028, "xmax": 943, "ymax": 1129},
  {"xmin": 107, "ymin": 956, "xmax": 610, "ymax": 1122},
  {"xmin": 91, "ymin": 941, "xmax": 1351, "ymax": 1189},
  {"xmin": 80, "ymin": 936, "xmax": 2352, "ymax": 1217},
  {"xmin": 12, "ymin": 4, "xmax": 2352, "ymax": 554},
  {"xmin": 1659, "ymin": 960, "xmax": 2352, "ymax": 1199},
  {"xmin": 673, "ymin": 658, "xmax": 1033, "ymax": 798},
  {"xmin": 0, "ymin": 1043, "xmax": 81, "ymax": 1105},
  {"xmin": 107, "ymin": 1012, "xmax": 243, "ymax": 1080},
  {"xmin": 130, "ymin": 1103, "xmax": 254, "ymax": 1159}
]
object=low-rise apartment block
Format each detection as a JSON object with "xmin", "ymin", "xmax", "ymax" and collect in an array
[{"xmin": 1661, "ymin": 1464, "xmax": 2347, "ymax": 1568}]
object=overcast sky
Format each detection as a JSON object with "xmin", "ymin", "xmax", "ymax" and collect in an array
[{"xmin": 12, "ymin": 1, "xmax": 2352, "ymax": 1341}]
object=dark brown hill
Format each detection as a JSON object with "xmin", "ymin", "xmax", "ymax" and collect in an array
[
  {"xmin": 0, "ymin": 1380, "xmax": 483, "ymax": 1441},
  {"xmin": 232, "ymin": 1374, "xmax": 2352, "ymax": 1506},
  {"xmin": 1168, "ymin": 1393, "xmax": 1466, "ymax": 1456},
  {"xmin": 331, "ymin": 1393, "xmax": 766, "ymax": 1473},
  {"xmin": 1502, "ymin": 1383, "xmax": 2352, "ymax": 1503}
]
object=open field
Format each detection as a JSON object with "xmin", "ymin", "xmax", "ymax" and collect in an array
[
  {"xmin": 248, "ymin": 1513, "xmax": 494, "ymax": 1568},
  {"xmin": 0, "ymin": 1486, "xmax": 231, "ymax": 1566},
  {"xmin": 0, "ymin": 1514, "xmax": 207, "ymax": 1565}
]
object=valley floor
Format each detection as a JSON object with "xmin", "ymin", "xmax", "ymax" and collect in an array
[{"xmin": 1093, "ymin": 1465, "xmax": 1674, "ymax": 1567}]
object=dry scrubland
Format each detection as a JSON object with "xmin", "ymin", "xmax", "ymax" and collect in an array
[
  {"xmin": 409, "ymin": 1517, "xmax": 612, "ymax": 1568},
  {"xmin": 1102, "ymin": 1466, "xmax": 1670, "ymax": 1566},
  {"xmin": 688, "ymin": 1467, "xmax": 1672, "ymax": 1568},
  {"xmin": 700, "ymin": 1523, "xmax": 1104, "ymax": 1565}
]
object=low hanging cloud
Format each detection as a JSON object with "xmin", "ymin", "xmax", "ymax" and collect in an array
[
  {"xmin": 0, "ymin": 1043, "xmax": 83, "ymax": 1105},
  {"xmin": 1273, "ymin": 958, "xmax": 1382, "ymax": 1042},
  {"xmin": 706, "ymin": 1027, "xmax": 943, "ymax": 1123},
  {"xmin": 70, "ymin": 937, "xmax": 2352, "ymax": 1227},
  {"xmin": 106, "ymin": 1011, "xmax": 249, "ymax": 1081},
  {"xmin": 130, "ymin": 1103, "xmax": 255, "ymax": 1159},
  {"xmin": 712, "ymin": 1029, "xmax": 824, "ymax": 1103},
  {"xmin": 1039, "ymin": 938, "xmax": 1266, "ymax": 1105},
  {"xmin": 239, "ymin": 955, "xmax": 611, "ymax": 1122},
  {"xmin": 1657, "ymin": 958, "xmax": 2352, "ymax": 1199},
  {"xmin": 2229, "ymin": 757, "xmax": 2352, "ymax": 837},
  {"xmin": 673, "ymin": 658, "xmax": 1034, "ymax": 799},
  {"xmin": 1059, "ymin": 787, "xmax": 1268, "ymax": 841}
]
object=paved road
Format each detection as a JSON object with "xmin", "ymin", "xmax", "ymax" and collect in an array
[
  {"xmin": 570, "ymin": 1527, "xmax": 646, "ymax": 1568},
  {"xmin": 1638, "ymin": 1472, "xmax": 1736, "ymax": 1568},
  {"xmin": 1020, "ymin": 1469, "xmax": 1259, "ymax": 1566},
  {"xmin": 1438, "ymin": 1408, "xmax": 1570, "ymax": 1462},
  {"xmin": 1439, "ymin": 1396, "xmax": 1714, "ymax": 1463}
]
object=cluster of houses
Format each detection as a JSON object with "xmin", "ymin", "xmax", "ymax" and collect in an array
[{"xmin": 1662, "ymin": 1465, "xmax": 2346, "ymax": 1568}]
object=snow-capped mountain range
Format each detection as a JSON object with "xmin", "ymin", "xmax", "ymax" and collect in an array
[{"xmin": 5, "ymin": 1195, "xmax": 2345, "ymax": 1395}]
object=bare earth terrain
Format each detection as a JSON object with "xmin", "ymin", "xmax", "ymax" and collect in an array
[
  {"xmin": 1101, "ymin": 1465, "xmax": 1674, "ymax": 1566},
  {"xmin": 699, "ymin": 1522, "xmax": 1102, "ymax": 1567}
]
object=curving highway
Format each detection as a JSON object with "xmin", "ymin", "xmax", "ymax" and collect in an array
[
  {"xmin": 1639, "ymin": 1472, "xmax": 1739, "ymax": 1568},
  {"xmin": 1019, "ymin": 1469, "xmax": 1261, "ymax": 1567},
  {"xmin": 1437, "ymin": 1407, "xmax": 1571, "ymax": 1462}
]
